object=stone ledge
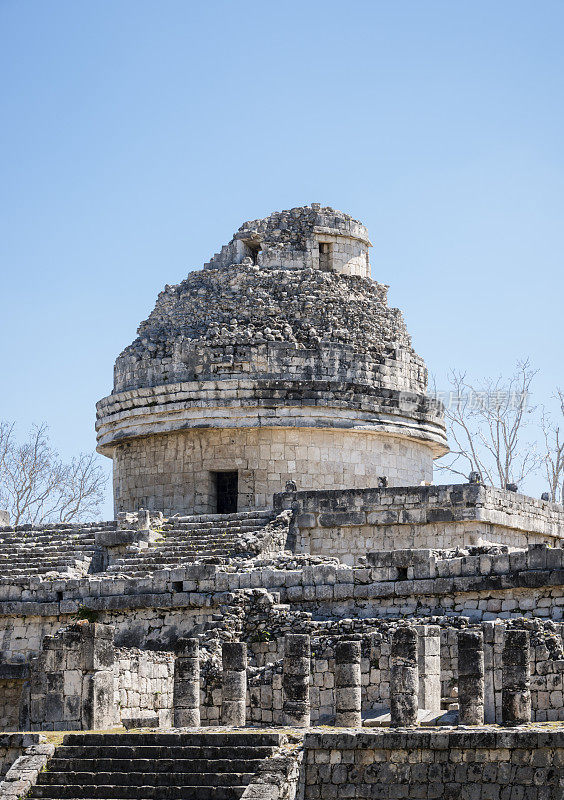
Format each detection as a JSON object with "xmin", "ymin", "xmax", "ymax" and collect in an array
[
  {"xmin": 275, "ymin": 484, "xmax": 564, "ymax": 539},
  {"xmin": 304, "ymin": 727, "xmax": 564, "ymax": 750}
]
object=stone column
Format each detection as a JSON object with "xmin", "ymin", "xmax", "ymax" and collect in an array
[
  {"xmin": 283, "ymin": 634, "xmax": 310, "ymax": 727},
  {"xmin": 502, "ymin": 629, "xmax": 531, "ymax": 725},
  {"xmin": 390, "ymin": 627, "xmax": 418, "ymax": 727},
  {"xmin": 458, "ymin": 629, "xmax": 484, "ymax": 725},
  {"xmin": 173, "ymin": 638, "xmax": 200, "ymax": 727},
  {"xmin": 221, "ymin": 642, "xmax": 247, "ymax": 727},
  {"xmin": 416, "ymin": 625, "xmax": 441, "ymax": 713},
  {"xmin": 335, "ymin": 640, "xmax": 362, "ymax": 727}
]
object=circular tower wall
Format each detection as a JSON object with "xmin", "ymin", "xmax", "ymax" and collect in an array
[{"xmin": 96, "ymin": 205, "xmax": 447, "ymax": 515}]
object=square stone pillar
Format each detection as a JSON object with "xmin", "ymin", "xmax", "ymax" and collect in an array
[
  {"xmin": 283, "ymin": 634, "xmax": 310, "ymax": 727},
  {"xmin": 334, "ymin": 640, "xmax": 362, "ymax": 727},
  {"xmin": 458, "ymin": 629, "xmax": 484, "ymax": 725},
  {"xmin": 221, "ymin": 642, "xmax": 247, "ymax": 727},
  {"xmin": 29, "ymin": 623, "xmax": 116, "ymax": 732},
  {"xmin": 416, "ymin": 625, "xmax": 441, "ymax": 713},
  {"xmin": 502, "ymin": 629, "xmax": 531, "ymax": 725},
  {"xmin": 390, "ymin": 627, "xmax": 419, "ymax": 727},
  {"xmin": 173, "ymin": 638, "xmax": 200, "ymax": 727}
]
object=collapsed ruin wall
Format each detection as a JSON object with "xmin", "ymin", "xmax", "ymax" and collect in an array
[
  {"xmin": 203, "ymin": 205, "xmax": 371, "ymax": 273},
  {"xmin": 198, "ymin": 625, "xmax": 440, "ymax": 726},
  {"xmin": 112, "ymin": 265, "xmax": 423, "ymax": 395}
]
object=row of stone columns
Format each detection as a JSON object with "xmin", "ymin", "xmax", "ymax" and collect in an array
[
  {"xmin": 173, "ymin": 627, "xmax": 533, "ymax": 729},
  {"xmin": 457, "ymin": 628, "xmax": 532, "ymax": 726},
  {"xmin": 174, "ymin": 639, "xmax": 248, "ymax": 728}
]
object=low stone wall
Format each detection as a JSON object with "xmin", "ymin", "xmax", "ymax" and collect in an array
[
  {"xmin": 115, "ymin": 647, "xmax": 174, "ymax": 727},
  {"xmin": 304, "ymin": 730, "xmax": 564, "ymax": 799},
  {"xmin": 0, "ymin": 737, "xmax": 54, "ymax": 799},
  {"xmin": 0, "ymin": 734, "xmax": 41, "ymax": 778},
  {"xmin": 274, "ymin": 484, "xmax": 564, "ymax": 563},
  {"xmin": 241, "ymin": 735, "xmax": 303, "ymax": 800}
]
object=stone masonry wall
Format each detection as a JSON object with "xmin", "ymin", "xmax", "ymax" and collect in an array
[
  {"xmin": 0, "ymin": 734, "xmax": 41, "ymax": 777},
  {"xmin": 2, "ymin": 557, "xmax": 564, "ymax": 726},
  {"xmin": 3, "ymin": 546, "xmax": 564, "ymax": 655},
  {"xmin": 113, "ymin": 428, "xmax": 434, "ymax": 515},
  {"xmin": 0, "ymin": 679, "xmax": 25, "ymax": 731},
  {"xmin": 204, "ymin": 204, "xmax": 371, "ymax": 276},
  {"xmin": 114, "ymin": 647, "xmax": 174, "ymax": 727},
  {"xmin": 275, "ymin": 484, "xmax": 564, "ymax": 563},
  {"xmin": 304, "ymin": 730, "xmax": 564, "ymax": 800}
]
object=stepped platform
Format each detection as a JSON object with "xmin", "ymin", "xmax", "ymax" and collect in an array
[
  {"xmin": 106, "ymin": 510, "xmax": 274, "ymax": 576},
  {"xmin": 28, "ymin": 731, "xmax": 281, "ymax": 800},
  {"xmin": 0, "ymin": 523, "xmax": 115, "ymax": 579}
]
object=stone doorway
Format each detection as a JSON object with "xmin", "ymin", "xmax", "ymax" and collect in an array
[{"xmin": 213, "ymin": 471, "xmax": 238, "ymax": 514}]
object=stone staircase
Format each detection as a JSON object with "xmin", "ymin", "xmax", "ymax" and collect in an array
[
  {"xmin": 28, "ymin": 731, "xmax": 281, "ymax": 799},
  {"xmin": 107, "ymin": 511, "xmax": 274, "ymax": 576},
  {"xmin": 0, "ymin": 525, "xmax": 110, "ymax": 578}
]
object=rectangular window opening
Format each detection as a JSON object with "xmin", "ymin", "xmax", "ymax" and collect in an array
[
  {"xmin": 213, "ymin": 471, "xmax": 239, "ymax": 514},
  {"xmin": 318, "ymin": 241, "xmax": 333, "ymax": 271}
]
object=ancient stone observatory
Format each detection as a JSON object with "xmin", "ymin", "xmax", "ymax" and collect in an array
[{"xmin": 96, "ymin": 205, "xmax": 447, "ymax": 515}]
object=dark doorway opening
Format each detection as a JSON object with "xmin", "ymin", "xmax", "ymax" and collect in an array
[
  {"xmin": 318, "ymin": 241, "xmax": 333, "ymax": 271},
  {"xmin": 244, "ymin": 241, "xmax": 261, "ymax": 265},
  {"xmin": 213, "ymin": 471, "xmax": 238, "ymax": 514}
]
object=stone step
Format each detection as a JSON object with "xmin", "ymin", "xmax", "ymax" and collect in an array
[
  {"xmin": 108, "ymin": 560, "xmax": 227, "ymax": 571},
  {"xmin": 0, "ymin": 564, "xmax": 88, "ymax": 573},
  {"xmin": 64, "ymin": 732, "xmax": 280, "ymax": 746},
  {"xmin": 38, "ymin": 772, "xmax": 255, "ymax": 787},
  {"xmin": 0, "ymin": 554, "xmax": 93, "ymax": 562},
  {"xmin": 29, "ymin": 785, "xmax": 246, "ymax": 799},
  {"xmin": 112, "ymin": 551, "xmax": 230, "ymax": 560},
  {"xmin": 162, "ymin": 522, "xmax": 269, "ymax": 532},
  {"xmin": 10, "ymin": 554, "xmax": 93, "ymax": 561},
  {"xmin": 29, "ymin": 733, "xmax": 279, "ymax": 800},
  {"xmin": 147, "ymin": 538, "xmax": 241, "ymax": 546},
  {"xmin": 47, "ymin": 759, "xmax": 268, "ymax": 774},
  {"xmin": 152, "ymin": 544, "xmax": 244, "ymax": 551},
  {"xmin": 115, "ymin": 548, "xmax": 233, "ymax": 559},
  {"xmin": 0, "ymin": 557, "xmax": 93, "ymax": 567},
  {"xmin": 166, "ymin": 511, "xmax": 271, "ymax": 524},
  {"xmin": 0, "ymin": 528, "xmax": 97, "ymax": 544},
  {"xmin": 55, "ymin": 746, "xmax": 276, "ymax": 760}
]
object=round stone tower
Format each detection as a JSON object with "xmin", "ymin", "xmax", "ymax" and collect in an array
[{"xmin": 96, "ymin": 204, "xmax": 448, "ymax": 515}]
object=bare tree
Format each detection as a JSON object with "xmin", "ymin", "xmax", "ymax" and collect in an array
[
  {"xmin": 435, "ymin": 360, "xmax": 540, "ymax": 489},
  {"xmin": 0, "ymin": 423, "xmax": 107, "ymax": 526},
  {"xmin": 540, "ymin": 389, "xmax": 564, "ymax": 503}
]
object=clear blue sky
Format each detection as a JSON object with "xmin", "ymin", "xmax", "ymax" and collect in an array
[{"xmin": 1, "ymin": 0, "xmax": 563, "ymax": 518}]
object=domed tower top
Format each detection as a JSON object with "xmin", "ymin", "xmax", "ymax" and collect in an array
[
  {"xmin": 204, "ymin": 204, "xmax": 372, "ymax": 278},
  {"xmin": 96, "ymin": 204, "xmax": 447, "ymax": 517}
]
